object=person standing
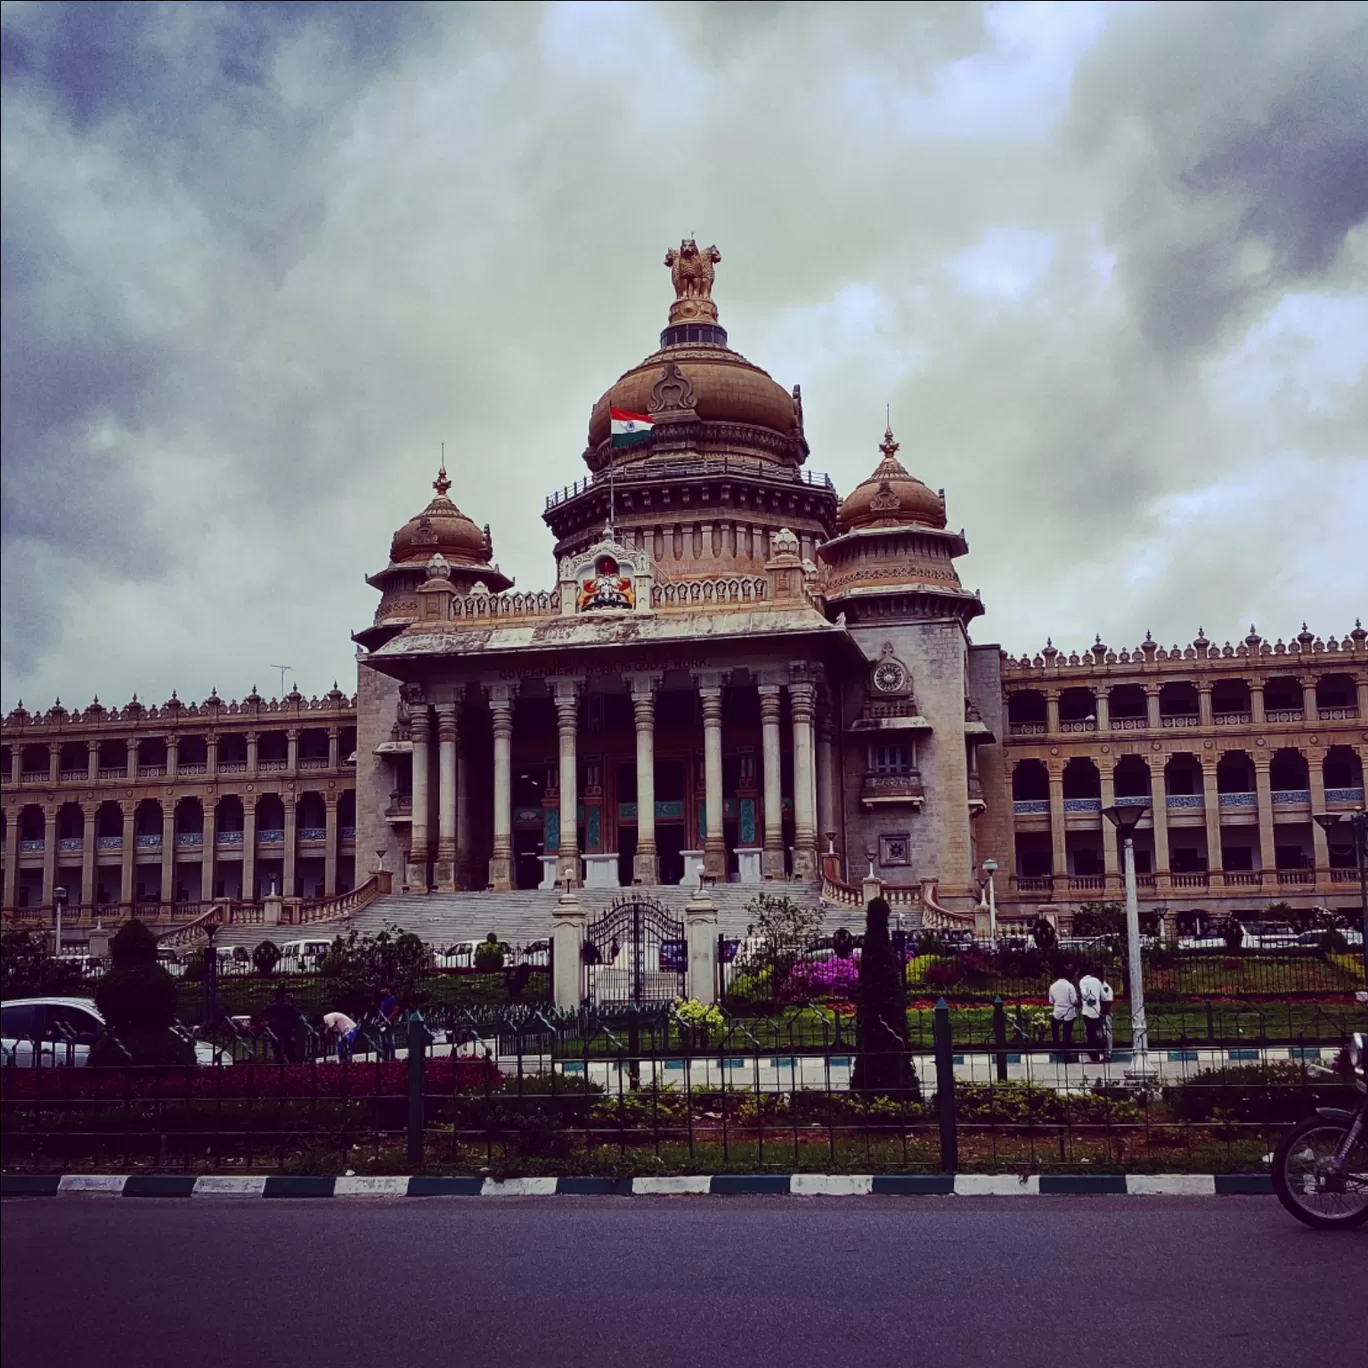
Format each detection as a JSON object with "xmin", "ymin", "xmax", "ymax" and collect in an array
[
  {"xmin": 377, "ymin": 986, "xmax": 400, "ymax": 1061},
  {"xmin": 1047, "ymin": 973, "xmax": 1079, "ymax": 1058},
  {"xmin": 1078, "ymin": 969, "xmax": 1107, "ymax": 1062},
  {"xmin": 260, "ymin": 987, "xmax": 301, "ymax": 1065}
]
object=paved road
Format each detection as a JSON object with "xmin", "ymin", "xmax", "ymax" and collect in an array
[{"xmin": 3, "ymin": 1196, "xmax": 1363, "ymax": 1368}]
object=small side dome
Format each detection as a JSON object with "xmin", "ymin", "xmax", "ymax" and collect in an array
[
  {"xmin": 837, "ymin": 427, "xmax": 945, "ymax": 532},
  {"xmin": 390, "ymin": 466, "xmax": 490, "ymax": 566}
]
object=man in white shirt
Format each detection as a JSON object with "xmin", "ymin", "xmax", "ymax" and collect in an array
[
  {"xmin": 321, "ymin": 1010, "xmax": 359, "ymax": 1062},
  {"xmin": 1047, "ymin": 975, "xmax": 1079, "ymax": 1056},
  {"xmin": 1078, "ymin": 971, "xmax": 1110, "ymax": 1061}
]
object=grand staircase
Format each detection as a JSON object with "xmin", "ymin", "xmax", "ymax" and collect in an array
[{"xmin": 211, "ymin": 882, "xmax": 905, "ymax": 951}]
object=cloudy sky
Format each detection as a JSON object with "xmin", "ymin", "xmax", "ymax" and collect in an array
[{"xmin": 2, "ymin": 0, "xmax": 1365, "ymax": 712}]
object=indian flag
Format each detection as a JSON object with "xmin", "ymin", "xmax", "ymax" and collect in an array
[{"xmin": 610, "ymin": 407, "xmax": 654, "ymax": 448}]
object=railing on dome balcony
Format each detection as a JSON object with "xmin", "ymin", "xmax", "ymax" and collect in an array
[{"xmin": 544, "ymin": 457, "xmax": 837, "ymax": 512}]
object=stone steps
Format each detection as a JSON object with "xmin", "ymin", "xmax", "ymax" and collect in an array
[{"xmin": 212, "ymin": 883, "xmax": 910, "ymax": 950}]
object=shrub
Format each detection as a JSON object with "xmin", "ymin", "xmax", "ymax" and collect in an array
[
  {"xmin": 474, "ymin": 933, "xmax": 505, "ymax": 972},
  {"xmin": 923, "ymin": 958, "xmax": 963, "ymax": 987},
  {"xmin": 741, "ymin": 891, "xmax": 826, "ymax": 995},
  {"xmin": 804, "ymin": 955, "xmax": 861, "ymax": 996},
  {"xmin": 1073, "ymin": 903, "xmax": 1126, "ymax": 938},
  {"xmin": 253, "ymin": 940, "xmax": 282, "ymax": 976},
  {"xmin": 1032, "ymin": 918, "xmax": 1057, "ymax": 954},
  {"xmin": 853, "ymin": 897, "xmax": 918, "ymax": 1099},
  {"xmin": 91, "ymin": 958, "xmax": 195, "ymax": 1067},
  {"xmin": 953, "ymin": 1081, "xmax": 1139, "ymax": 1126},
  {"xmin": 1166, "ymin": 1061, "xmax": 1350, "ymax": 1124},
  {"xmin": 110, "ymin": 918, "xmax": 160, "ymax": 967}
]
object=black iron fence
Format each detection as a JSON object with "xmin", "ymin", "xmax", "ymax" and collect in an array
[{"xmin": 4, "ymin": 1001, "xmax": 1363, "ymax": 1176}]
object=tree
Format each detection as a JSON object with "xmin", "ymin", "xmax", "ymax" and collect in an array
[
  {"xmin": 90, "ymin": 918, "xmax": 195, "ymax": 1066},
  {"xmin": 252, "ymin": 940, "xmax": 282, "ymax": 977},
  {"xmin": 1031, "ymin": 917, "xmax": 1057, "ymax": 954},
  {"xmin": 741, "ymin": 891, "xmax": 825, "ymax": 999},
  {"xmin": 320, "ymin": 923, "xmax": 429, "ymax": 1017},
  {"xmin": 852, "ymin": 897, "xmax": 918, "ymax": 1099},
  {"xmin": 1072, "ymin": 903, "xmax": 1125, "ymax": 938},
  {"xmin": 0, "ymin": 929, "xmax": 86, "ymax": 999}
]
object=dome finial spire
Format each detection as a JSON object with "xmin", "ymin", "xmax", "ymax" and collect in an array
[
  {"xmin": 879, "ymin": 418, "xmax": 899, "ymax": 463},
  {"xmin": 433, "ymin": 445, "xmax": 451, "ymax": 499}
]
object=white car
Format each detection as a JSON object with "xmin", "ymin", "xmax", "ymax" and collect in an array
[
  {"xmin": 0, "ymin": 997, "xmax": 231, "ymax": 1067},
  {"xmin": 1240, "ymin": 921, "xmax": 1300, "ymax": 950},
  {"xmin": 278, "ymin": 939, "xmax": 333, "ymax": 972}
]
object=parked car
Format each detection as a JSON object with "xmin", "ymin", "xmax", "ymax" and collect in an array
[
  {"xmin": 1057, "ymin": 935, "xmax": 1111, "ymax": 952},
  {"xmin": 278, "ymin": 939, "xmax": 333, "ymax": 972},
  {"xmin": 515, "ymin": 940, "xmax": 550, "ymax": 967},
  {"xmin": 0, "ymin": 997, "xmax": 231, "ymax": 1067},
  {"xmin": 1240, "ymin": 921, "xmax": 1300, "ymax": 950}
]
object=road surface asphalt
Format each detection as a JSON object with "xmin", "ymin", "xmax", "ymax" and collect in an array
[{"xmin": 3, "ymin": 1195, "xmax": 1363, "ymax": 1368}]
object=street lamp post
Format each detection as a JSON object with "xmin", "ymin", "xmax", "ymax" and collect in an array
[
  {"xmin": 1312, "ymin": 808, "xmax": 1368, "ymax": 995},
  {"xmin": 53, "ymin": 885, "xmax": 68, "ymax": 959},
  {"xmin": 1102, "ymin": 802, "xmax": 1155, "ymax": 1083},
  {"xmin": 982, "ymin": 859, "xmax": 999, "ymax": 943}
]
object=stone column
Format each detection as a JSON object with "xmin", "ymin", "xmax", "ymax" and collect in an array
[
  {"xmin": 161, "ymin": 802, "xmax": 176, "ymax": 907},
  {"xmin": 1356, "ymin": 672, "xmax": 1368, "ymax": 720},
  {"xmin": 283, "ymin": 794, "xmax": 298, "ymax": 898},
  {"xmin": 324, "ymin": 793, "xmax": 339, "ymax": 898},
  {"xmin": 1253, "ymin": 755, "xmax": 1275, "ymax": 878},
  {"xmin": 758, "ymin": 681, "xmax": 785, "ymax": 879},
  {"xmin": 242, "ymin": 797, "xmax": 257, "ymax": 901},
  {"xmin": 166, "ymin": 735, "xmax": 179, "ymax": 782},
  {"xmin": 202, "ymin": 799, "xmax": 217, "ymax": 903},
  {"xmin": 456, "ymin": 747, "xmax": 472, "ymax": 889},
  {"xmin": 552, "ymin": 680, "xmax": 582, "ymax": 887},
  {"xmin": 1301, "ymin": 675, "xmax": 1318, "ymax": 721},
  {"xmin": 1099, "ymin": 763, "xmax": 1120, "ymax": 884},
  {"xmin": 246, "ymin": 732, "xmax": 259, "ymax": 777},
  {"xmin": 1250, "ymin": 678, "xmax": 1266, "ymax": 726},
  {"xmin": 125, "ymin": 737, "xmax": 139, "ymax": 782},
  {"xmin": 1308, "ymin": 749, "xmax": 1329, "ymax": 873},
  {"xmin": 8, "ymin": 746, "xmax": 20, "ymax": 787},
  {"xmin": 627, "ymin": 674, "xmax": 660, "ymax": 884},
  {"xmin": 286, "ymin": 729, "xmax": 299, "ymax": 772},
  {"xmin": 1045, "ymin": 688, "xmax": 1061, "ymax": 736},
  {"xmin": 206, "ymin": 734, "xmax": 218, "ymax": 780},
  {"xmin": 695, "ymin": 672, "xmax": 727, "ymax": 881},
  {"xmin": 81, "ymin": 803, "xmax": 96, "ymax": 910},
  {"xmin": 3, "ymin": 809, "xmax": 18, "ymax": 910},
  {"xmin": 1095, "ymin": 690, "xmax": 1110, "ymax": 732},
  {"xmin": 86, "ymin": 739, "xmax": 99, "ymax": 784},
  {"xmin": 551, "ymin": 887, "xmax": 586, "ymax": 1009},
  {"xmin": 1151, "ymin": 765, "xmax": 1171, "ymax": 883},
  {"xmin": 120, "ymin": 801, "xmax": 136, "ymax": 906},
  {"xmin": 1145, "ymin": 684, "xmax": 1162, "ymax": 730},
  {"xmin": 48, "ymin": 742, "xmax": 60, "ymax": 785},
  {"xmin": 41, "ymin": 806, "xmax": 58, "ymax": 912},
  {"xmin": 327, "ymin": 726, "xmax": 340, "ymax": 770},
  {"xmin": 816, "ymin": 702, "xmax": 836, "ymax": 850},
  {"xmin": 487, "ymin": 683, "xmax": 517, "ymax": 892},
  {"xmin": 1047, "ymin": 765, "xmax": 1066, "ymax": 881},
  {"xmin": 1197, "ymin": 682, "xmax": 1213, "ymax": 728},
  {"xmin": 685, "ymin": 883, "xmax": 719, "ymax": 1005},
  {"xmin": 434, "ymin": 703, "xmax": 458, "ymax": 892},
  {"xmin": 1202, "ymin": 756, "xmax": 1223, "ymax": 875},
  {"xmin": 407, "ymin": 705, "xmax": 431, "ymax": 893},
  {"xmin": 790, "ymin": 675, "xmax": 819, "ymax": 879}
]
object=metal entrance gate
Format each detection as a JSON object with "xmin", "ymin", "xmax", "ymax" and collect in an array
[{"xmin": 582, "ymin": 895, "xmax": 687, "ymax": 1005}]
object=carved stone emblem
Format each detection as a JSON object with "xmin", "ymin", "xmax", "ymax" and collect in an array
[
  {"xmin": 648, "ymin": 362, "xmax": 696, "ymax": 415},
  {"xmin": 664, "ymin": 238, "xmax": 721, "ymax": 324}
]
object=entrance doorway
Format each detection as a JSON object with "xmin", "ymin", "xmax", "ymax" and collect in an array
[
  {"xmin": 658, "ymin": 825, "xmax": 685, "ymax": 886},
  {"xmin": 513, "ymin": 830, "xmax": 543, "ymax": 891},
  {"xmin": 618, "ymin": 827, "xmax": 637, "ymax": 886}
]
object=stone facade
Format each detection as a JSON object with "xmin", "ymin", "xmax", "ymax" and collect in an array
[
  {"xmin": 3, "ymin": 249, "xmax": 1362, "ymax": 939},
  {"xmin": 0, "ymin": 688, "xmax": 358, "ymax": 933}
]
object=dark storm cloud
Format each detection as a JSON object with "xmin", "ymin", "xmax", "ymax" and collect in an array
[
  {"xmin": 0, "ymin": 0, "xmax": 435, "ymax": 675},
  {"xmin": 0, "ymin": 0, "xmax": 1363, "ymax": 709},
  {"xmin": 1072, "ymin": 1, "xmax": 1368, "ymax": 357}
]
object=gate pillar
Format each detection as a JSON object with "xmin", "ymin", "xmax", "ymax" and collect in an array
[
  {"xmin": 552, "ymin": 887, "xmax": 586, "ymax": 1009},
  {"xmin": 684, "ymin": 885, "xmax": 719, "ymax": 1005}
]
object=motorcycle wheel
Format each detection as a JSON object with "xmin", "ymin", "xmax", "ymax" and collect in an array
[{"xmin": 1271, "ymin": 1115, "xmax": 1368, "ymax": 1230}]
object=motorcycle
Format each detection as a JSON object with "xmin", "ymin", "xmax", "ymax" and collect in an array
[{"xmin": 1271, "ymin": 1031, "xmax": 1367, "ymax": 1229}]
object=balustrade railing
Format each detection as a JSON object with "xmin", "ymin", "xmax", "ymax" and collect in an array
[
  {"xmin": 1271, "ymin": 789, "xmax": 1311, "ymax": 805},
  {"xmin": 1266, "ymin": 709, "xmax": 1303, "ymax": 723}
]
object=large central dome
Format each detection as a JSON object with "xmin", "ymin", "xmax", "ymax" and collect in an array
[{"xmin": 584, "ymin": 240, "xmax": 805, "ymax": 468}]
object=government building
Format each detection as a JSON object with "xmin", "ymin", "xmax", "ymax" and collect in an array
[{"xmin": 3, "ymin": 245, "xmax": 1365, "ymax": 948}]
